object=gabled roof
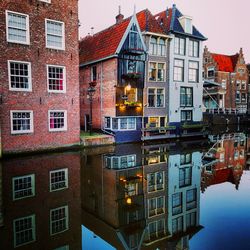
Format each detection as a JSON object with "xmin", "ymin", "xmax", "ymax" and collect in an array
[
  {"xmin": 211, "ymin": 53, "xmax": 239, "ymax": 72},
  {"xmin": 79, "ymin": 9, "xmax": 164, "ymax": 66},
  {"xmin": 155, "ymin": 5, "xmax": 206, "ymax": 40}
]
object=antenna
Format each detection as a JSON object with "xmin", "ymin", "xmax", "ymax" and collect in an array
[
  {"xmin": 133, "ymin": 4, "xmax": 136, "ymax": 15},
  {"xmin": 118, "ymin": 5, "xmax": 121, "ymax": 15},
  {"xmin": 91, "ymin": 27, "xmax": 94, "ymax": 35}
]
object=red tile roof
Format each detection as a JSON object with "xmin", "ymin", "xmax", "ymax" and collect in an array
[
  {"xmin": 154, "ymin": 8, "xmax": 173, "ymax": 33},
  {"xmin": 79, "ymin": 9, "xmax": 165, "ymax": 65},
  {"xmin": 211, "ymin": 53, "xmax": 239, "ymax": 72}
]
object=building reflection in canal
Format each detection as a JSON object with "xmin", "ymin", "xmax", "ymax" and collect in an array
[
  {"xmin": 0, "ymin": 152, "xmax": 82, "ymax": 250},
  {"xmin": 0, "ymin": 131, "xmax": 249, "ymax": 249}
]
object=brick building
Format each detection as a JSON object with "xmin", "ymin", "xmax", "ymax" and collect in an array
[
  {"xmin": 203, "ymin": 47, "xmax": 249, "ymax": 112},
  {"xmin": 0, "ymin": 0, "xmax": 80, "ymax": 155}
]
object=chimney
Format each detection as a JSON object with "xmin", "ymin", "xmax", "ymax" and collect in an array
[{"xmin": 116, "ymin": 6, "xmax": 124, "ymax": 24}]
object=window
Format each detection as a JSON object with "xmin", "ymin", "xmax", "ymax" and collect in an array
[
  {"xmin": 181, "ymin": 110, "xmax": 192, "ymax": 122},
  {"xmin": 104, "ymin": 117, "xmax": 111, "ymax": 129},
  {"xmin": 13, "ymin": 215, "xmax": 36, "ymax": 247},
  {"xmin": 180, "ymin": 87, "xmax": 193, "ymax": 107},
  {"xmin": 148, "ymin": 62, "xmax": 165, "ymax": 81},
  {"xmin": 238, "ymin": 68, "xmax": 245, "ymax": 73},
  {"xmin": 6, "ymin": 11, "xmax": 30, "ymax": 44},
  {"xmin": 47, "ymin": 65, "xmax": 66, "ymax": 92},
  {"xmin": 158, "ymin": 38, "xmax": 166, "ymax": 56},
  {"xmin": 125, "ymin": 183, "xmax": 138, "ymax": 197},
  {"xmin": 50, "ymin": 168, "xmax": 68, "ymax": 192},
  {"xmin": 186, "ymin": 189, "xmax": 197, "ymax": 210},
  {"xmin": 174, "ymin": 59, "xmax": 184, "ymax": 82},
  {"xmin": 174, "ymin": 37, "xmax": 185, "ymax": 55},
  {"xmin": 241, "ymin": 81, "xmax": 246, "ymax": 90},
  {"xmin": 104, "ymin": 155, "xmax": 136, "ymax": 169},
  {"xmin": 46, "ymin": 19, "xmax": 65, "ymax": 50},
  {"xmin": 180, "ymin": 154, "xmax": 192, "ymax": 165},
  {"xmin": 91, "ymin": 65, "xmax": 97, "ymax": 81},
  {"xmin": 128, "ymin": 23, "xmax": 142, "ymax": 50},
  {"xmin": 125, "ymin": 87, "xmax": 137, "ymax": 102},
  {"xmin": 12, "ymin": 174, "xmax": 35, "ymax": 200},
  {"xmin": 120, "ymin": 117, "xmax": 136, "ymax": 130},
  {"xmin": 148, "ymin": 172, "xmax": 164, "ymax": 192},
  {"xmin": 172, "ymin": 216, "xmax": 183, "ymax": 234},
  {"xmin": 148, "ymin": 219, "xmax": 165, "ymax": 239},
  {"xmin": 10, "ymin": 111, "xmax": 34, "ymax": 134},
  {"xmin": 148, "ymin": 196, "xmax": 165, "ymax": 217},
  {"xmin": 189, "ymin": 40, "xmax": 199, "ymax": 57},
  {"xmin": 236, "ymin": 91, "xmax": 240, "ymax": 103},
  {"xmin": 207, "ymin": 67, "xmax": 215, "ymax": 78},
  {"xmin": 221, "ymin": 79, "xmax": 227, "ymax": 89},
  {"xmin": 179, "ymin": 167, "xmax": 192, "ymax": 188},
  {"xmin": 172, "ymin": 193, "xmax": 182, "ymax": 215},
  {"xmin": 149, "ymin": 37, "xmax": 157, "ymax": 55},
  {"xmin": 49, "ymin": 110, "xmax": 67, "ymax": 131},
  {"xmin": 8, "ymin": 60, "xmax": 32, "ymax": 91},
  {"xmin": 241, "ymin": 93, "xmax": 247, "ymax": 103},
  {"xmin": 50, "ymin": 206, "xmax": 68, "ymax": 235},
  {"xmin": 188, "ymin": 61, "xmax": 199, "ymax": 82},
  {"xmin": 186, "ymin": 212, "xmax": 196, "ymax": 228},
  {"xmin": 148, "ymin": 88, "xmax": 164, "ymax": 108},
  {"xmin": 236, "ymin": 80, "xmax": 241, "ymax": 90}
]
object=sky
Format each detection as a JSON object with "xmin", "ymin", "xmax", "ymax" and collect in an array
[{"xmin": 79, "ymin": 0, "xmax": 250, "ymax": 62}]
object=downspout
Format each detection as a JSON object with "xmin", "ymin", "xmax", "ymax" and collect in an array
[{"xmin": 100, "ymin": 61, "xmax": 103, "ymax": 129}]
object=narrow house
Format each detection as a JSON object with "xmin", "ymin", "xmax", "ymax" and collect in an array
[
  {"xmin": 79, "ymin": 10, "xmax": 147, "ymax": 143},
  {"xmin": 203, "ymin": 47, "xmax": 249, "ymax": 113}
]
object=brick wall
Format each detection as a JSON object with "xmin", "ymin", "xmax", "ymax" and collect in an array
[
  {"xmin": 80, "ymin": 58, "xmax": 117, "ymax": 130},
  {"xmin": 0, "ymin": 0, "xmax": 80, "ymax": 154}
]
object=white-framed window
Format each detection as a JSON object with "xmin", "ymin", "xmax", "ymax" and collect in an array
[
  {"xmin": 236, "ymin": 91, "xmax": 240, "ymax": 103},
  {"xmin": 147, "ymin": 172, "xmax": 164, "ymax": 193},
  {"xmin": 221, "ymin": 79, "xmax": 227, "ymax": 89},
  {"xmin": 12, "ymin": 174, "xmax": 35, "ymax": 200},
  {"xmin": 149, "ymin": 37, "xmax": 166, "ymax": 56},
  {"xmin": 104, "ymin": 117, "xmax": 137, "ymax": 131},
  {"xmin": 188, "ymin": 40, "xmax": 199, "ymax": 57},
  {"xmin": 158, "ymin": 38, "xmax": 166, "ymax": 56},
  {"xmin": 174, "ymin": 59, "xmax": 184, "ymax": 82},
  {"xmin": 50, "ymin": 168, "xmax": 68, "ymax": 192},
  {"xmin": 47, "ymin": 65, "xmax": 66, "ymax": 93},
  {"xmin": 241, "ymin": 80, "xmax": 246, "ymax": 90},
  {"xmin": 180, "ymin": 87, "xmax": 193, "ymax": 107},
  {"xmin": 50, "ymin": 205, "xmax": 68, "ymax": 235},
  {"xmin": 13, "ymin": 215, "xmax": 36, "ymax": 247},
  {"xmin": 149, "ymin": 37, "xmax": 157, "ymax": 55},
  {"xmin": 179, "ymin": 167, "xmax": 192, "ymax": 188},
  {"xmin": 45, "ymin": 19, "xmax": 65, "ymax": 50},
  {"xmin": 236, "ymin": 80, "xmax": 241, "ymax": 90},
  {"xmin": 49, "ymin": 110, "xmax": 67, "ymax": 131},
  {"xmin": 148, "ymin": 219, "xmax": 165, "ymax": 239},
  {"xmin": 8, "ymin": 60, "xmax": 32, "ymax": 91},
  {"xmin": 188, "ymin": 61, "xmax": 199, "ymax": 82},
  {"xmin": 6, "ymin": 10, "xmax": 30, "ymax": 45},
  {"xmin": 148, "ymin": 62, "xmax": 165, "ymax": 82},
  {"xmin": 174, "ymin": 37, "xmax": 185, "ymax": 55},
  {"xmin": 120, "ymin": 117, "xmax": 136, "ymax": 130},
  {"xmin": 148, "ymin": 196, "xmax": 165, "ymax": 217},
  {"xmin": 10, "ymin": 111, "xmax": 34, "ymax": 134},
  {"xmin": 148, "ymin": 88, "xmax": 165, "ymax": 108},
  {"xmin": 181, "ymin": 110, "xmax": 192, "ymax": 122},
  {"xmin": 241, "ymin": 93, "xmax": 247, "ymax": 103},
  {"xmin": 186, "ymin": 212, "xmax": 196, "ymax": 229},
  {"xmin": 104, "ymin": 154, "xmax": 136, "ymax": 169},
  {"xmin": 186, "ymin": 188, "xmax": 197, "ymax": 210},
  {"xmin": 172, "ymin": 192, "xmax": 182, "ymax": 215}
]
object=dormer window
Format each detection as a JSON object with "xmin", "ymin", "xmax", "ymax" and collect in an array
[{"xmin": 179, "ymin": 16, "xmax": 193, "ymax": 34}]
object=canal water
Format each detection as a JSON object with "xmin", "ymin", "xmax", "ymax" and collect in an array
[{"xmin": 0, "ymin": 127, "xmax": 250, "ymax": 250}]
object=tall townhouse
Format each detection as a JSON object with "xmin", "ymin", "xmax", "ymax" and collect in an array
[
  {"xmin": 79, "ymin": 10, "xmax": 147, "ymax": 143},
  {"xmin": 155, "ymin": 5, "xmax": 207, "ymax": 136},
  {"xmin": 0, "ymin": 0, "xmax": 80, "ymax": 155},
  {"xmin": 203, "ymin": 47, "xmax": 249, "ymax": 112}
]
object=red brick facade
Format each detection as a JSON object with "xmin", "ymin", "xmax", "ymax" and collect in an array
[
  {"xmin": 203, "ymin": 47, "xmax": 249, "ymax": 111},
  {"xmin": 0, "ymin": 0, "xmax": 80, "ymax": 154}
]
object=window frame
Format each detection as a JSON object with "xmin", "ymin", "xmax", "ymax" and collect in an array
[
  {"xmin": 147, "ymin": 171, "xmax": 165, "ymax": 193},
  {"xmin": 180, "ymin": 87, "xmax": 193, "ymax": 107},
  {"xmin": 188, "ymin": 40, "xmax": 199, "ymax": 57},
  {"xmin": 148, "ymin": 196, "xmax": 165, "ymax": 218},
  {"xmin": 13, "ymin": 214, "xmax": 36, "ymax": 248},
  {"xmin": 148, "ymin": 62, "xmax": 166, "ymax": 82},
  {"xmin": 10, "ymin": 110, "xmax": 34, "ymax": 134},
  {"xmin": 45, "ymin": 18, "xmax": 65, "ymax": 50},
  {"xmin": 147, "ymin": 87, "xmax": 165, "ymax": 108},
  {"xmin": 48, "ymin": 110, "xmax": 67, "ymax": 132},
  {"xmin": 6, "ymin": 10, "xmax": 30, "ymax": 45},
  {"xmin": 12, "ymin": 174, "xmax": 35, "ymax": 201},
  {"xmin": 8, "ymin": 60, "xmax": 32, "ymax": 91},
  {"xmin": 174, "ymin": 59, "xmax": 184, "ymax": 82},
  {"xmin": 49, "ymin": 168, "xmax": 68, "ymax": 192},
  {"xmin": 181, "ymin": 110, "xmax": 193, "ymax": 122},
  {"xmin": 47, "ymin": 65, "xmax": 66, "ymax": 93},
  {"xmin": 188, "ymin": 61, "xmax": 199, "ymax": 83},
  {"xmin": 174, "ymin": 37, "xmax": 185, "ymax": 55},
  {"xmin": 50, "ymin": 205, "xmax": 69, "ymax": 235}
]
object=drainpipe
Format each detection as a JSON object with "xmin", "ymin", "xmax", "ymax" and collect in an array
[{"xmin": 100, "ymin": 61, "xmax": 103, "ymax": 129}]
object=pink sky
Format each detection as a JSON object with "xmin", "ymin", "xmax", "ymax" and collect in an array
[{"xmin": 79, "ymin": 0, "xmax": 250, "ymax": 63}]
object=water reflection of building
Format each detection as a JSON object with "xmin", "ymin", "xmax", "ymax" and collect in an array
[
  {"xmin": 82, "ymin": 141, "xmax": 206, "ymax": 250},
  {"xmin": 246, "ymin": 136, "xmax": 250, "ymax": 170},
  {"xmin": 0, "ymin": 152, "xmax": 81, "ymax": 250},
  {"xmin": 82, "ymin": 143, "xmax": 146, "ymax": 249},
  {"xmin": 0, "ymin": 163, "xmax": 3, "ymax": 227},
  {"xmin": 202, "ymin": 133, "xmax": 246, "ymax": 191}
]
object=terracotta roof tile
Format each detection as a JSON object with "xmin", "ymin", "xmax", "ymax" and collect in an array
[{"xmin": 211, "ymin": 53, "xmax": 239, "ymax": 72}]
